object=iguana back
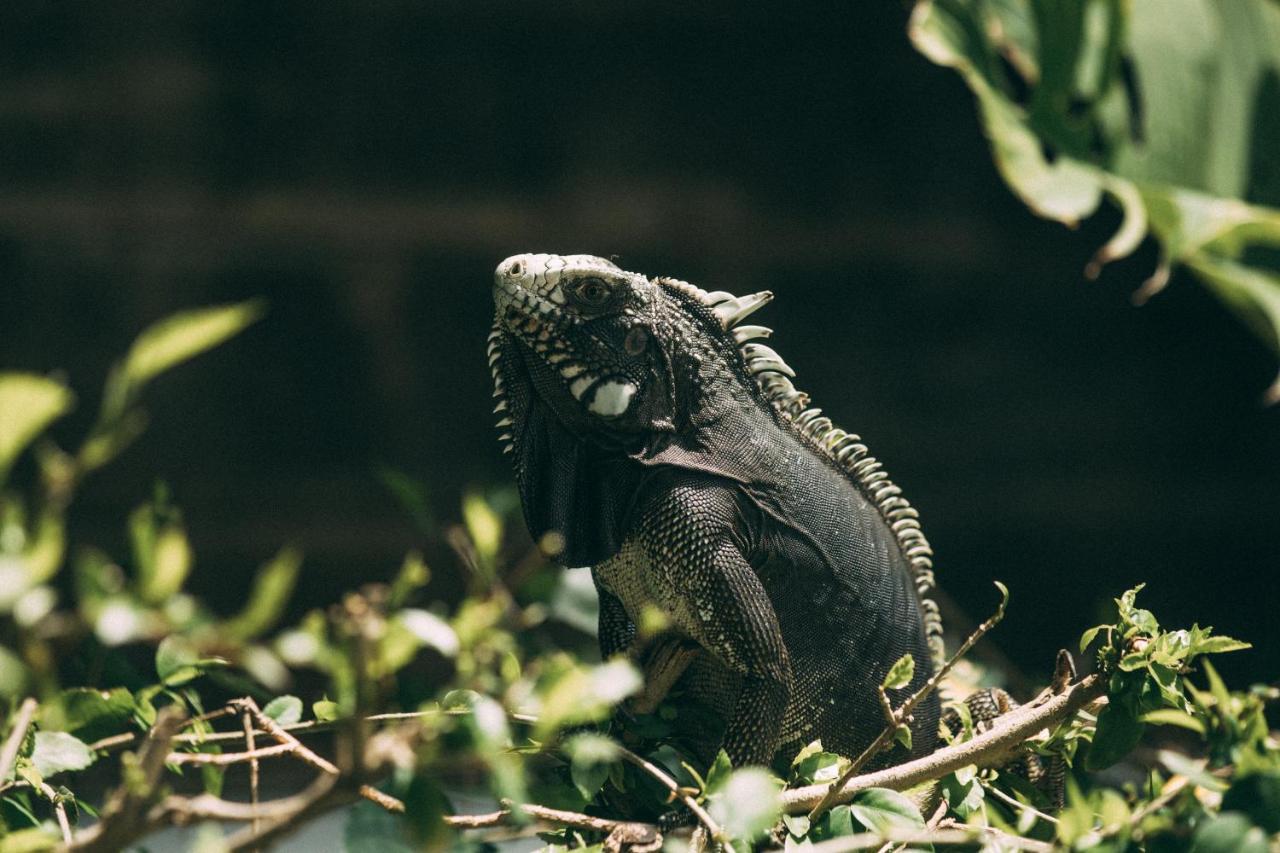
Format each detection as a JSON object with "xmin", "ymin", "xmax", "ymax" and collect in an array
[{"xmin": 488, "ymin": 253, "xmax": 942, "ymax": 769}]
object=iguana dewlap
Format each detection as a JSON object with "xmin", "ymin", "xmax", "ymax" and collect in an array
[{"xmin": 488, "ymin": 253, "xmax": 943, "ymax": 770}]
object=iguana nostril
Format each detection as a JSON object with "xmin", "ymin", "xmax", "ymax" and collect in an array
[{"xmin": 508, "ymin": 260, "xmax": 524, "ymax": 277}]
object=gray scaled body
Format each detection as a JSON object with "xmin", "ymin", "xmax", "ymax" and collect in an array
[{"xmin": 488, "ymin": 253, "xmax": 943, "ymax": 770}]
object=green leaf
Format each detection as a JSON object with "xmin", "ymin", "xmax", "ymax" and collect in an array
[
  {"xmin": 221, "ymin": 547, "xmax": 302, "ymax": 640},
  {"xmin": 1079, "ymin": 624, "xmax": 1107, "ymax": 654},
  {"xmin": 1189, "ymin": 812, "xmax": 1269, "ymax": 853},
  {"xmin": 138, "ymin": 524, "xmax": 192, "ymax": 605},
  {"xmin": 847, "ymin": 787, "xmax": 926, "ymax": 835},
  {"xmin": 809, "ymin": 805, "xmax": 855, "ymax": 841},
  {"xmin": 313, "ymin": 698, "xmax": 339, "ymax": 722},
  {"xmin": 881, "ymin": 653, "xmax": 915, "ymax": 691},
  {"xmin": 1140, "ymin": 708, "xmax": 1206, "ymax": 734},
  {"xmin": 39, "ymin": 687, "xmax": 136, "ymax": 741},
  {"xmin": 707, "ymin": 767, "xmax": 782, "ymax": 842},
  {"xmin": 1190, "ymin": 633, "xmax": 1252, "ymax": 657},
  {"xmin": 0, "ymin": 374, "xmax": 74, "ymax": 486},
  {"xmin": 705, "ymin": 748, "xmax": 733, "ymax": 793},
  {"xmin": 1086, "ymin": 701, "xmax": 1144, "ymax": 770},
  {"xmin": 395, "ymin": 609, "xmax": 460, "ymax": 658},
  {"xmin": 0, "ymin": 827, "xmax": 62, "ymax": 852},
  {"xmin": 461, "ymin": 490, "xmax": 502, "ymax": 569},
  {"xmin": 534, "ymin": 658, "xmax": 642, "ymax": 739},
  {"xmin": 262, "ymin": 695, "xmax": 304, "ymax": 726},
  {"xmin": 0, "ymin": 645, "xmax": 30, "ymax": 699},
  {"xmin": 792, "ymin": 746, "xmax": 848, "ymax": 786},
  {"xmin": 155, "ymin": 634, "xmax": 226, "ymax": 685},
  {"xmin": 909, "ymin": 0, "xmax": 1280, "ymax": 399},
  {"xmin": 30, "ymin": 731, "xmax": 94, "ymax": 777},
  {"xmin": 120, "ymin": 301, "xmax": 265, "ymax": 393},
  {"xmin": 563, "ymin": 733, "xmax": 619, "ymax": 802},
  {"xmin": 1221, "ymin": 771, "xmax": 1280, "ymax": 833}
]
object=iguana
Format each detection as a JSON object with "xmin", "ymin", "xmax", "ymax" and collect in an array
[{"xmin": 487, "ymin": 253, "xmax": 944, "ymax": 773}]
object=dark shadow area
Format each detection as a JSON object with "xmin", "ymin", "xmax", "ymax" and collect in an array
[{"xmin": 2, "ymin": 2, "xmax": 1276, "ymax": 687}]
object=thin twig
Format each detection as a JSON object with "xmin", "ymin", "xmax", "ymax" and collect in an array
[
  {"xmin": 799, "ymin": 823, "xmax": 1054, "ymax": 852},
  {"xmin": 88, "ymin": 708, "xmax": 539, "ymax": 753},
  {"xmin": 242, "ymin": 709, "xmax": 261, "ymax": 843},
  {"xmin": 614, "ymin": 743, "xmax": 736, "ymax": 853},
  {"xmin": 0, "ymin": 698, "xmax": 39, "ymax": 783},
  {"xmin": 784, "ymin": 673, "xmax": 1105, "ymax": 813},
  {"xmin": 168, "ymin": 743, "xmax": 296, "ymax": 765},
  {"xmin": 37, "ymin": 782, "xmax": 73, "ymax": 845},
  {"xmin": 70, "ymin": 706, "xmax": 187, "ymax": 852},
  {"xmin": 808, "ymin": 582, "xmax": 1010, "ymax": 821},
  {"xmin": 228, "ymin": 698, "xmax": 404, "ymax": 813},
  {"xmin": 981, "ymin": 778, "xmax": 1059, "ymax": 826}
]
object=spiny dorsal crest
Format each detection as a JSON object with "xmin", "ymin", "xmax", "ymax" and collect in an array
[{"xmin": 658, "ymin": 275, "xmax": 944, "ymax": 665}]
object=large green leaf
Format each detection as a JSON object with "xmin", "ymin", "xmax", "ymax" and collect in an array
[
  {"xmin": 0, "ymin": 373, "xmax": 74, "ymax": 485},
  {"xmin": 121, "ymin": 300, "xmax": 265, "ymax": 392},
  {"xmin": 910, "ymin": 0, "xmax": 1280, "ymax": 399}
]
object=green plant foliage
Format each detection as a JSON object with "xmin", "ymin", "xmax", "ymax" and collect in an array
[
  {"xmin": 0, "ymin": 306, "xmax": 1276, "ymax": 852},
  {"xmin": 910, "ymin": 0, "xmax": 1280, "ymax": 400}
]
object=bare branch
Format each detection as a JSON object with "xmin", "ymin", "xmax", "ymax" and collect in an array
[
  {"xmin": 784, "ymin": 672, "xmax": 1105, "ymax": 813},
  {"xmin": 613, "ymin": 743, "xmax": 736, "ymax": 853},
  {"xmin": 37, "ymin": 782, "xmax": 73, "ymax": 846},
  {"xmin": 70, "ymin": 705, "xmax": 187, "ymax": 852},
  {"xmin": 0, "ymin": 697, "xmax": 38, "ymax": 783},
  {"xmin": 242, "ymin": 709, "xmax": 261, "ymax": 843}
]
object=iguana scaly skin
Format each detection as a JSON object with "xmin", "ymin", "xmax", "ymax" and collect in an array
[{"xmin": 487, "ymin": 253, "xmax": 944, "ymax": 771}]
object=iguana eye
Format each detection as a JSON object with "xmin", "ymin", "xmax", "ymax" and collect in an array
[{"xmin": 569, "ymin": 277, "xmax": 614, "ymax": 310}]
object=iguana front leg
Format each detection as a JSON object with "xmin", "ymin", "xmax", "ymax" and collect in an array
[{"xmin": 635, "ymin": 485, "xmax": 793, "ymax": 768}]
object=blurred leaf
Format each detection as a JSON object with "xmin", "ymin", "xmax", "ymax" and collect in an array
[
  {"xmin": 707, "ymin": 767, "xmax": 782, "ymax": 842},
  {"xmin": 909, "ymin": 0, "xmax": 1280, "ymax": 399},
  {"xmin": 563, "ymin": 733, "xmax": 619, "ymax": 801},
  {"xmin": 534, "ymin": 659, "xmax": 642, "ymax": 739},
  {"xmin": 0, "ymin": 374, "xmax": 74, "ymax": 486},
  {"xmin": 395, "ymin": 609, "xmax": 460, "ymax": 658},
  {"xmin": 0, "ymin": 645, "xmax": 30, "ymax": 699},
  {"xmin": 388, "ymin": 551, "xmax": 431, "ymax": 609},
  {"xmin": 40, "ymin": 688, "xmax": 135, "ymax": 741},
  {"xmin": 882, "ymin": 653, "xmax": 915, "ymax": 691},
  {"xmin": 119, "ymin": 300, "xmax": 265, "ymax": 394},
  {"xmin": 93, "ymin": 598, "xmax": 144, "ymax": 646},
  {"xmin": 221, "ymin": 547, "xmax": 302, "ymax": 640},
  {"xmin": 548, "ymin": 568, "xmax": 599, "ymax": 635},
  {"xmin": 21, "ymin": 512, "xmax": 65, "ymax": 587},
  {"xmin": 848, "ymin": 787, "xmax": 926, "ymax": 834},
  {"xmin": 262, "ymin": 695, "xmax": 304, "ymax": 726},
  {"xmin": 30, "ymin": 731, "xmax": 94, "ymax": 777},
  {"xmin": 1221, "ymin": 771, "xmax": 1280, "ymax": 833},
  {"xmin": 377, "ymin": 467, "xmax": 438, "ymax": 538},
  {"xmin": 0, "ymin": 827, "xmax": 61, "ymax": 852},
  {"xmin": 403, "ymin": 773, "xmax": 452, "ymax": 849},
  {"xmin": 1087, "ymin": 701, "xmax": 1144, "ymax": 770},
  {"xmin": 313, "ymin": 698, "xmax": 339, "ymax": 722},
  {"xmin": 461, "ymin": 491, "xmax": 502, "ymax": 569},
  {"xmin": 1141, "ymin": 708, "xmax": 1206, "ymax": 734},
  {"xmin": 1189, "ymin": 812, "xmax": 1269, "ymax": 853},
  {"xmin": 137, "ymin": 523, "xmax": 192, "ymax": 606},
  {"xmin": 155, "ymin": 634, "xmax": 227, "ymax": 685}
]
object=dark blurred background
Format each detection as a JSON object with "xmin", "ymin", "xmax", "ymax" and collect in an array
[{"xmin": 2, "ymin": 2, "xmax": 1276, "ymax": 686}]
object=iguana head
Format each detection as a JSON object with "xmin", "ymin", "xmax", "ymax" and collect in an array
[
  {"xmin": 488, "ymin": 252, "xmax": 792, "ymax": 562},
  {"xmin": 490, "ymin": 253, "xmax": 676, "ymax": 432}
]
